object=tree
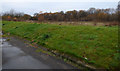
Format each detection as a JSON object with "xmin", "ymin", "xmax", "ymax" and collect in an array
[
  {"xmin": 78, "ymin": 10, "xmax": 88, "ymax": 21},
  {"xmin": 96, "ymin": 12, "xmax": 109, "ymax": 21},
  {"xmin": 118, "ymin": 1, "xmax": 120, "ymax": 22},
  {"xmin": 38, "ymin": 14, "xmax": 44, "ymax": 21},
  {"xmin": 22, "ymin": 14, "xmax": 31, "ymax": 20},
  {"xmin": 87, "ymin": 8, "xmax": 96, "ymax": 14},
  {"xmin": 2, "ymin": 8, "xmax": 118, "ymax": 22}
]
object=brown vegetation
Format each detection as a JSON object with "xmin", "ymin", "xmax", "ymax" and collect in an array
[{"xmin": 1, "ymin": 7, "xmax": 119, "ymax": 26}]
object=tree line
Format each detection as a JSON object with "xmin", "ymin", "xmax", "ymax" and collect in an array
[{"xmin": 1, "ymin": 7, "xmax": 119, "ymax": 22}]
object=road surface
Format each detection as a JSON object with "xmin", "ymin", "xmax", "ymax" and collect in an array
[{"xmin": 2, "ymin": 37, "xmax": 76, "ymax": 69}]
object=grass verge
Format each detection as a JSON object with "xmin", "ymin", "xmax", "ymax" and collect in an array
[{"xmin": 2, "ymin": 21, "xmax": 119, "ymax": 69}]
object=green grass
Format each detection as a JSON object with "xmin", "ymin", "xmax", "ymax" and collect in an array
[{"xmin": 2, "ymin": 21, "xmax": 119, "ymax": 69}]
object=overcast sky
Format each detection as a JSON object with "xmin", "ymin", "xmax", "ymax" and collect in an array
[{"xmin": 0, "ymin": 0, "xmax": 119, "ymax": 15}]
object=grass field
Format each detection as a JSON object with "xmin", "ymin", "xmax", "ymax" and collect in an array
[{"xmin": 2, "ymin": 21, "xmax": 119, "ymax": 69}]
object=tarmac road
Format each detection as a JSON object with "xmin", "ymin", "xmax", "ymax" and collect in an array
[{"xmin": 2, "ymin": 37, "xmax": 76, "ymax": 69}]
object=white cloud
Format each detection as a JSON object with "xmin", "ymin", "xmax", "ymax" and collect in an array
[
  {"xmin": 0, "ymin": 0, "xmax": 118, "ymax": 15},
  {"xmin": 1, "ymin": 0, "xmax": 120, "ymax": 2},
  {"xmin": 1, "ymin": 2, "xmax": 117, "ymax": 15}
]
